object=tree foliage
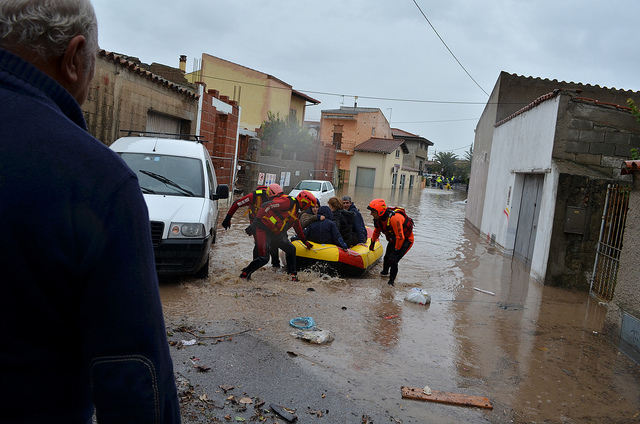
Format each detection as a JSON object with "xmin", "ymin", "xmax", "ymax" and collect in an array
[
  {"xmin": 258, "ymin": 111, "xmax": 314, "ymax": 160},
  {"xmin": 433, "ymin": 151, "xmax": 459, "ymax": 177}
]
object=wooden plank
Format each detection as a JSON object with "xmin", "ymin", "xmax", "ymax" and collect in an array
[{"xmin": 401, "ymin": 386, "xmax": 493, "ymax": 409}]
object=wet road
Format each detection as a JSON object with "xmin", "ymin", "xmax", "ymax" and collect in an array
[{"xmin": 160, "ymin": 185, "xmax": 640, "ymax": 423}]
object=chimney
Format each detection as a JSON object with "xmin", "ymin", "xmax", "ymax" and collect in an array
[
  {"xmin": 354, "ymin": 96, "xmax": 358, "ymax": 108},
  {"xmin": 179, "ymin": 55, "xmax": 187, "ymax": 73}
]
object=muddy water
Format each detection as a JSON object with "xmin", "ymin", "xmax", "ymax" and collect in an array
[{"xmin": 159, "ymin": 186, "xmax": 640, "ymax": 423}]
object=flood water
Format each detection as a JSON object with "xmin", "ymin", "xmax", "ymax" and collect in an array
[{"xmin": 159, "ymin": 185, "xmax": 640, "ymax": 423}]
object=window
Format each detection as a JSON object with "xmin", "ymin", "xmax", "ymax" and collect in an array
[
  {"xmin": 333, "ymin": 125, "xmax": 343, "ymax": 150},
  {"xmin": 372, "ymin": 127, "xmax": 376, "ymax": 136},
  {"xmin": 395, "ymin": 149, "xmax": 400, "ymax": 158}
]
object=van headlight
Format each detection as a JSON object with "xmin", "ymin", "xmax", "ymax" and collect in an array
[{"xmin": 169, "ymin": 223, "xmax": 206, "ymax": 238}]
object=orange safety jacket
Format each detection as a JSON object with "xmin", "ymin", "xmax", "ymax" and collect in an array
[{"xmin": 372, "ymin": 207, "xmax": 414, "ymax": 250}]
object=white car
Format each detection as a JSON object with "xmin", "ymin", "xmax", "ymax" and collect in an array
[
  {"xmin": 288, "ymin": 180, "xmax": 335, "ymax": 206},
  {"xmin": 110, "ymin": 135, "xmax": 229, "ymax": 278}
]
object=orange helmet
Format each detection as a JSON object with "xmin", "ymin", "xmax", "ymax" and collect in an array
[
  {"xmin": 266, "ymin": 183, "xmax": 283, "ymax": 198},
  {"xmin": 367, "ymin": 198, "xmax": 387, "ymax": 217},
  {"xmin": 296, "ymin": 190, "xmax": 317, "ymax": 210}
]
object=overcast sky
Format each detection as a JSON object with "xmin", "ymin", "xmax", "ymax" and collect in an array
[{"xmin": 91, "ymin": 0, "xmax": 640, "ymax": 158}]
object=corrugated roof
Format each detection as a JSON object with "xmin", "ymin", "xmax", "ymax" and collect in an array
[
  {"xmin": 354, "ymin": 138, "xmax": 408, "ymax": 154},
  {"xmin": 99, "ymin": 50, "xmax": 197, "ymax": 99}
]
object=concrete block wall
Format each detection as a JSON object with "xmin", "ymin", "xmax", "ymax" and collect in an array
[{"xmin": 554, "ymin": 96, "xmax": 640, "ymax": 179}]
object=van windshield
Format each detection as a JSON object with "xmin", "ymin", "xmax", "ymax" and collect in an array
[{"xmin": 119, "ymin": 153, "xmax": 205, "ymax": 197}]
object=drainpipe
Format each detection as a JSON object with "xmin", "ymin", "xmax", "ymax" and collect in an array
[
  {"xmin": 231, "ymin": 106, "xmax": 241, "ymax": 201},
  {"xmin": 195, "ymin": 83, "xmax": 204, "ymax": 137}
]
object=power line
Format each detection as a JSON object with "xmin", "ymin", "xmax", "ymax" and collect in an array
[
  {"xmin": 411, "ymin": 0, "xmax": 489, "ymax": 97},
  {"xmin": 191, "ymin": 73, "xmax": 488, "ymax": 105},
  {"xmin": 392, "ymin": 118, "xmax": 480, "ymax": 124}
]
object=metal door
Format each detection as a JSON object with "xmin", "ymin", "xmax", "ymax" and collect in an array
[
  {"xmin": 355, "ymin": 167, "xmax": 375, "ymax": 188},
  {"xmin": 590, "ymin": 184, "xmax": 630, "ymax": 301},
  {"xmin": 513, "ymin": 174, "xmax": 544, "ymax": 266}
]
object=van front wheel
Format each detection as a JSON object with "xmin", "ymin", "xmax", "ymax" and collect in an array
[{"xmin": 195, "ymin": 255, "xmax": 210, "ymax": 279}]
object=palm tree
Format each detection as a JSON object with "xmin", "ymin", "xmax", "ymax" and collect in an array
[{"xmin": 433, "ymin": 151, "xmax": 458, "ymax": 177}]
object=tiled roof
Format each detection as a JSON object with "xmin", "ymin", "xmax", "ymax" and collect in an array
[
  {"xmin": 622, "ymin": 160, "xmax": 640, "ymax": 175},
  {"xmin": 494, "ymin": 88, "xmax": 635, "ymax": 128},
  {"xmin": 99, "ymin": 50, "xmax": 197, "ymax": 99},
  {"xmin": 494, "ymin": 89, "xmax": 562, "ymax": 127},
  {"xmin": 391, "ymin": 128, "xmax": 417, "ymax": 137},
  {"xmin": 391, "ymin": 127, "xmax": 434, "ymax": 145},
  {"xmin": 293, "ymin": 90, "xmax": 320, "ymax": 105},
  {"xmin": 354, "ymin": 138, "xmax": 408, "ymax": 154}
]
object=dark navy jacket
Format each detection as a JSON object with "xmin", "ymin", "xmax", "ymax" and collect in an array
[
  {"xmin": 303, "ymin": 206, "xmax": 348, "ymax": 249},
  {"xmin": 0, "ymin": 49, "xmax": 180, "ymax": 423},
  {"xmin": 347, "ymin": 203, "xmax": 367, "ymax": 243}
]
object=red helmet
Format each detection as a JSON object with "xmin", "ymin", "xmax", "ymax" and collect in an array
[
  {"xmin": 367, "ymin": 198, "xmax": 387, "ymax": 217},
  {"xmin": 296, "ymin": 190, "xmax": 317, "ymax": 210},
  {"xmin": 266, "ymin": 183, "xmax": 283, "ymax": 198}
]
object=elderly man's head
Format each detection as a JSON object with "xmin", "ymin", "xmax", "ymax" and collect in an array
[{"xmin": 0, "ymin": 0, "xmax": 98, "ymax": 104}]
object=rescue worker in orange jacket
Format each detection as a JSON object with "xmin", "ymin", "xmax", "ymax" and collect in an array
[
  {"xmin": 367, "ymin": 198, "xmax": 414, "ymax": 286},
  {"xmin": 222, "ymin": 183, "xmax": 281, "ymax": 266},
  {"xmin": 240, "ymin": 189, "xmax": 315, "ymax": 281}
]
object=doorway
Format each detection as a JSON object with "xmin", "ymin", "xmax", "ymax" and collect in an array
[{"xmin": 513, "ymin": 174, "xmax": 544, "ymax": 266}]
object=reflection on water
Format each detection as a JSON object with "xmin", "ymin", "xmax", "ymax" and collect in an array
[{"xmin": 160, "ymin": 185, "xmax": 640, "ymax": 423}]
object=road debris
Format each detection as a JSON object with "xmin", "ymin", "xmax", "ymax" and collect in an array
[
  {"xmin": 401, "ymin": 386, "xmax": 493, "ymax": 409},
  {"xmin": 269, "ymin": 403, "xmax": 297, "ymax": 422},
  {"xmin": 473, "ymin": 287, "xmax": 495, "ymax": 296}
]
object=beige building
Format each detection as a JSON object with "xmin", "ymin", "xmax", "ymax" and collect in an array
[
  {"xmin": 349, "ymin": 138, "xmax": 419, "ymax": 190},
  {"xmin": 186, "ymin": 53, "xmax": 319, "ymax": 134}
]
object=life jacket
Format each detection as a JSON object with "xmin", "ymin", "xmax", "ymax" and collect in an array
[
  {"xmin": 259, "ymin": 196, "xmax": 300, "ymax": 234},
  {"xmin": 375, "ymin": 207, "xmax": 414, "ymax": 238},
  {"xmin": 246, "ymin": 189, "xmax": 269, "ymax": 220}
]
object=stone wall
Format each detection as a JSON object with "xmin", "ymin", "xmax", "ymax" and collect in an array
[{"xmin": 83, "ymin": 52, "xmax": 197, "ymax": 145}]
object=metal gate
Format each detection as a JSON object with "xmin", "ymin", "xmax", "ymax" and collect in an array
[{"xmin": 590, "ymin": 184, "xmax": 631, "ymax": 301}]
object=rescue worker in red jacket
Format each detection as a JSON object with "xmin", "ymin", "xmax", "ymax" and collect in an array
[
  {"xmin": 367, "ymin": 198, "xmax": 414, "ymax": 286},
  {"xmin": 240, "ymin": 189, "xmax": 316, "ymax": 281},
  {"xmin": 221, "ymin": 183, "xmax": 281, "ymax": 266}
]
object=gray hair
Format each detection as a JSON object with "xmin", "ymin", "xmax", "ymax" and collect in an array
[
  {"xmin": 341, "ymin": 195, "xmax": 352, "ymax": 202},
  {"xmin": 0, "ymin": 0, "xmax": 98, "ymax": 67}
]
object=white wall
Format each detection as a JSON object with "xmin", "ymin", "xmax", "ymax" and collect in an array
[{"xmin": 480, "ymin": 96, "xmax": 560, "ymax": 279}]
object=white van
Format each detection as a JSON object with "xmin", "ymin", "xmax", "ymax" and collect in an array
[{"xmin": 110, "ymin": 135, "xmax": 229, "ymax": 278}]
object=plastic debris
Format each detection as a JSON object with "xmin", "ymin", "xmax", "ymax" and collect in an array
[
  {"xmin": 289, "ymin": 316, "xmax": 316, "ymax": 329},
  {"xmin": 290, "ymin": 329, "xmax": 334, "ymax": 344},
  {"xmin": 405, "ymin": 288, "xmax": 431, "ymax": 305},
  {"xmin": 181, "ymin": 339, "xmax": 197, "ymax": 346}
]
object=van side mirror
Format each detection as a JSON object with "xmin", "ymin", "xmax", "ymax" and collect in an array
[{"xmin": 211, "ymin": 184, "xmax": 229, "ymax": 200}]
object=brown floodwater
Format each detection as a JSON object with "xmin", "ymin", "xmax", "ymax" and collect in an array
[{"xmin": 159, "ymin": 186, "xmax": 640, "ymax": 423}]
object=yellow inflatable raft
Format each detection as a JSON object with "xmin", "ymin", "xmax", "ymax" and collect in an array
[{"xmin": 292, "ymin": 227, "xmax": 383, "ymax": 277}]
